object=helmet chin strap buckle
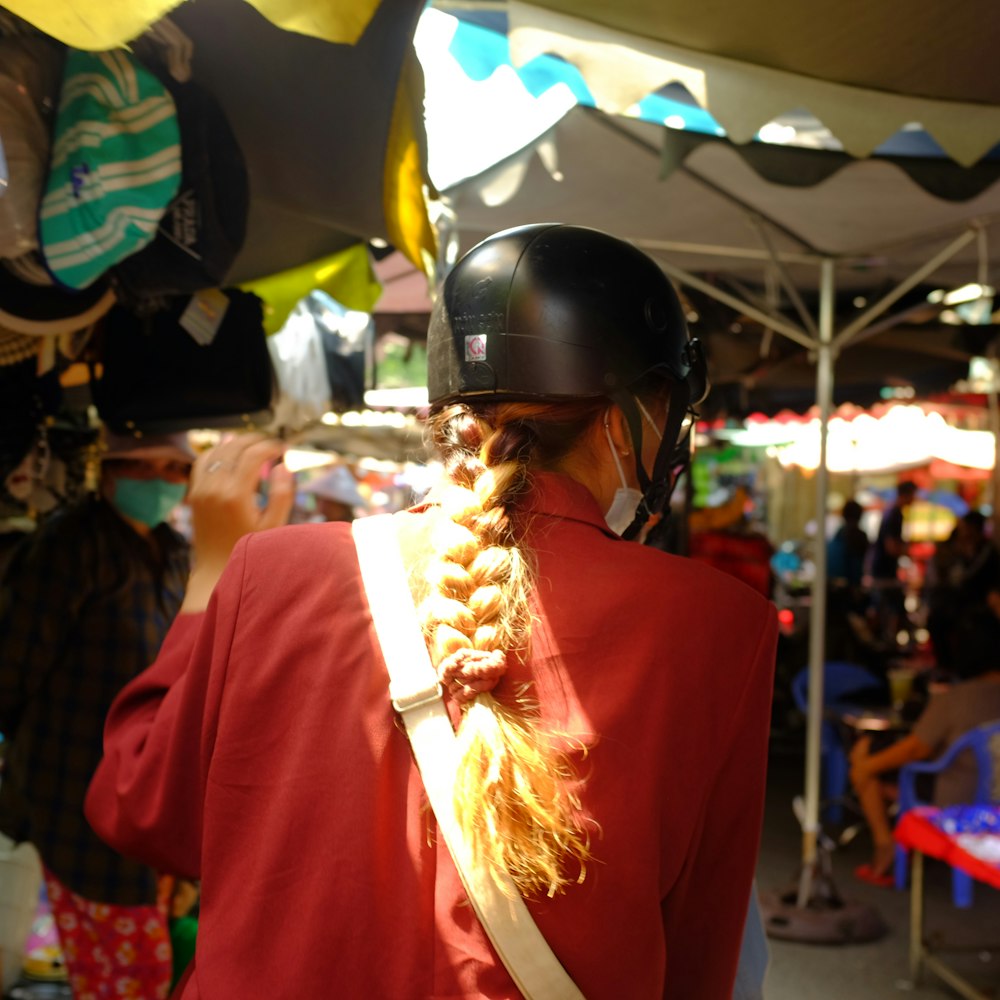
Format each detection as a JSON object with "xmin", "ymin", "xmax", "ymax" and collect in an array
[
  {"xmin": 621, "ymin": 503, "xmax": 650, "ymax": 542},
  {"xmin": 621, "ymin": 478, "xmax": 674, "ymax": 542}
]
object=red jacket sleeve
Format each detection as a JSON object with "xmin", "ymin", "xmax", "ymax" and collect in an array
[
  {"xmin": 84, "ymin": 536, "xmax": 249, "ymax": 879},
  {"xmin": 660, "ymin": 610, "xmax": 777, "ymax": 1000}
]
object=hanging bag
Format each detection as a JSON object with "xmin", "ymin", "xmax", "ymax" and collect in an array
[{"xmin": 92, "ymin": 289, "xmax": 276, "ymax": 433}]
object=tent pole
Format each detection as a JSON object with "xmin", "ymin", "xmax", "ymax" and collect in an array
[
  {"xmin": 630, "ymin": 238, "xmax": 818, "ymax": 267},
  {"xmin": 653, "ymin": 256, "xmax": 815, "ymax": 349},
  {"xmin": 832, "ymin": 228, "xmax": 978, "ymax": 350},
  {"xmin": 749, "ymin": 216, "xmax": 820, "ymax": 339},
  {"xmin": 798, "ymin": 256, "xmax": 835, "ymax": 907}
]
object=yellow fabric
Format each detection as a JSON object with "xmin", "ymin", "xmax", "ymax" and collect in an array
[
  {"xmin": 242, "ymin": 243, "xmax": 382, "ymax": 336},
  {"xmin": 4, "ymin": 0, "xmax": 185, "ymax": 49},
  {"xmin": 245, "ymin": 0, "xmax": 379, "ymax": 45},
  {"xmin": 383, "ymin": 49, "xmax": 438, "ymax": 276},
  {"xmin": 9, "ymin": 0, "xmax": 379, "ymax": 50}
]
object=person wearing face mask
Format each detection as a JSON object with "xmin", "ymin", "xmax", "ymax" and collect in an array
[
  {"xmin": 0, "ymin": 429, "xmax": 195, "ymax": 999},
  {"xmin": 85, "ymin": 225, "xmax": 777, "ymax": 1000}
]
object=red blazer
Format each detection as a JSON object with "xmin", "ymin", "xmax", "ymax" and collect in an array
[{"xmin": 86, "ymin": 473, "xmax": 777, "ymax": 999}]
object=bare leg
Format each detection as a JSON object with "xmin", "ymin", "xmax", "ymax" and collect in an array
[{"xmin": 854, "ymin": 774, "xmax": 895, "ymax": 873}]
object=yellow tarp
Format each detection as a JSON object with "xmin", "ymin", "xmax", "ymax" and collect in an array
[
  {"xmin": 243, "ymin": 243, "xmax": 382, "ymax": 336},
  {"xmin": 384, "ymin": 49, "xmax": 438, "ymax": 276},
  {"xmin": 5, "ymin": 0, "xmax": 380, "ymax": 49}
]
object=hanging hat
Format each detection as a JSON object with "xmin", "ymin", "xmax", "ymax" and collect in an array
[
  {"xmin": 301, "ymin": 465, "xmax": 365, "ymax": 508},
  {"xmin": 0, "ymin": 252, "xmax": 116, "ymax": 335},
  {"xmin": 112, "ymin": 74, "xmax": 250, "ymax": 303},
  {"xmin": 39, "ymin": 49, "xmax": 182, "ymax": 290},
  {"xmin": 102, "ymin": 429, "xmax": 195, "ymax": 465}
]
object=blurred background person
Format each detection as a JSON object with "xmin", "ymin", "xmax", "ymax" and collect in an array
[
  {"xmin": 926, "ymin": 510, "xmax": 999, "ymax": 673},
  {"xmin": 849, "ymin": 599, "xmax": 1000, "ymax": 886},
  {"xmin": 869, "ymin": 480, "xmax": 917, "ymax": 647},
  {"xmin": 0, "ymin": 430, "xmax": 194, "ymax": 999},
  {"xmin": 300, "ymin": 464, "xmax": 367, "ymax": 523},
  {"xmin": 925, "ymin": 522, "xmax": 962, "ymax": 671},
  {"xmin": 951, "ymin": 510, "xmax": 1000, "ymax": 618},
  {"xmin": 826, "ymin": 498, "xmax": 872, "ymax": 663},
  {"xmin": 827, "ymin": 499, "xmax": 869, "ymax": 595}
]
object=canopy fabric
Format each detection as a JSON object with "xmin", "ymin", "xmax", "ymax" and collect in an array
[
  {"xmin": 2, "ymin": 0, "xmax": 380, "ymax": 51},
  {"xmin": 167, "ymin": 0, "xmax": 434, "ymax": 280},
  {"xmin": 431, "ymin": 104, "xmax": 1000, "ymax": 415},
  {"xmin": 446, "ymin": 107, "xmax": 1000, "ymax": 294},
  {"xmin": 434, "ymin": 8, "xmax": 1000, "ymax": 202},
  {"xmin": 7, "ymin": 0, "xmax": 436, "ymax": 280},
  {"xmin": 242, "ymin": 243, "xmax": 382, "ymax": 335},
  {"xmin": 505, "ymin": 0, "xmax": 1000, "ymax": 166},
  {"xmin": 661, "ymin": 131, "xmax": 1000, "ymax": 205},
  {"xmin": 771, "ymin": 405, "xmax": 996, "ymax": 475}
]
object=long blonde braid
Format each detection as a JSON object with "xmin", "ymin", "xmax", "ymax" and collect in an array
[{"xmin": 421, "ymin": 402, "xmax": 600, "ymax": 897}]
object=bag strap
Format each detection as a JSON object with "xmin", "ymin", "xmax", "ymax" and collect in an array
[{"xmin": 352, "ymin": 515, "xmax": 586, "ymax": 1000}]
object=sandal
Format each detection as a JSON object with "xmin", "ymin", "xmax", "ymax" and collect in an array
[{"xmin": 854, "ymin": 863, "xmax": 895, "ymax": 888}]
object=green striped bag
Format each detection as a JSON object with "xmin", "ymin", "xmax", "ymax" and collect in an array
[{"xmin": 39, "ymin": 49, "xmax": 182, "ymax": 290}]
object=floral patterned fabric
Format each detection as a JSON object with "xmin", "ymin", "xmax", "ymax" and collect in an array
[
  {"xmin": 44, "ymin": 868, "xmax": 172, "ymax": 999},
  {"xmin": 895, "ymin": 805, "xmax": 1000, "ymax": 891}
]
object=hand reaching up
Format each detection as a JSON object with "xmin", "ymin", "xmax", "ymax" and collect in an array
[{"xmin": 181, "ymin": 434, "xmax": 295, "ymax": 612}]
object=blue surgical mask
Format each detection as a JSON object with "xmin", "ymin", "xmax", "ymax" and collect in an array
[{"xmin": 111, "ymin": 477, "xmax": 187, "ymax": 528}]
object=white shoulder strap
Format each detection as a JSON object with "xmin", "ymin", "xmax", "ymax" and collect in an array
[{"xmin": 352, "ymin": 515, "xmax": 586, "ymax": 1000}]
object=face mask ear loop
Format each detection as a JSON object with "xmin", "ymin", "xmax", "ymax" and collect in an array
[
  {"xmin": 608, "ymin": 392, "xmax": 651, "ymax": 541},
  {"xmin": 609, "ymin": 392, "xmax": 650, "ymax": 492},
  {"xmin": 633, "ymin": 398, "xmax": 663, "ymax": 442}
]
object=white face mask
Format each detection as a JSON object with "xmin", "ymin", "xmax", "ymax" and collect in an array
[{"xmin": 602, "ymin": 400, "xmax": 662, "ymax": 536}]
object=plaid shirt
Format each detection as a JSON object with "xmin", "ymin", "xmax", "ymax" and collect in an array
[{"xmin": 0, "ymin": 496, "xmax": 188, "ymax": 904}]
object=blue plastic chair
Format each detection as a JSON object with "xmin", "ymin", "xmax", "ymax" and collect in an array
[
  {"xmin": 894, "ymin": 719, "xmax": 1000, "ymax": 906},
  {"xmin": 792, "ymin": 661, "xmax": 884, "ymax": 823}
]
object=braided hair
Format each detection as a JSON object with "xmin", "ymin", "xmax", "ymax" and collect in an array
[{"xmin": 420, "ymin": 399, "xmax": 607, "ymax": 897}]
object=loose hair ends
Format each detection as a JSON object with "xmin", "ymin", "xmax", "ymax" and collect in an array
[{"xmin": 453, "ymin": 696, "xmax": 590, "ymax": 898}]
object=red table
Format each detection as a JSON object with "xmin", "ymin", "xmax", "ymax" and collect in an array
[{"xmin": 895, "ymin": 806, "xmax": 1000, "ymax": 1000}]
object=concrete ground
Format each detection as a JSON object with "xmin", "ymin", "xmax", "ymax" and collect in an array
[{"xmin": 758, "ymin": 739, "xmax": 1000, "ymax": 999}]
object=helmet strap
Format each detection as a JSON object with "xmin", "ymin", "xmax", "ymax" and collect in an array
[{"xmin": 612, "ymin": 381, "xmax": 692, "ymax": 541}]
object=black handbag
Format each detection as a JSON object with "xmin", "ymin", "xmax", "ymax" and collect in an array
[{"xmin": 93, "ymin": 289, "xmax": 276, "ymax": 434}]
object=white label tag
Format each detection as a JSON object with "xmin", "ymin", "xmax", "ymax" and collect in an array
[
  {"xmin": 179, "ymin": 289, "xmax": 230, "ymax": 346},
  {"xmin": 464, "ymin": 334, "xmax": 487, "ymax": 362}
]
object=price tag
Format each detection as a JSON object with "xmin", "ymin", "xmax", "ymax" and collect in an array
[{"xmin": 179, "ymin": 289, "xmax": 230, "ymax": 346}]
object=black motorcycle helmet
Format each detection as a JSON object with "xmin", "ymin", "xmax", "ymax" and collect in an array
[{"xmin": 427, "ymin": 223, "xmax": 708, "ymax": 538}]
